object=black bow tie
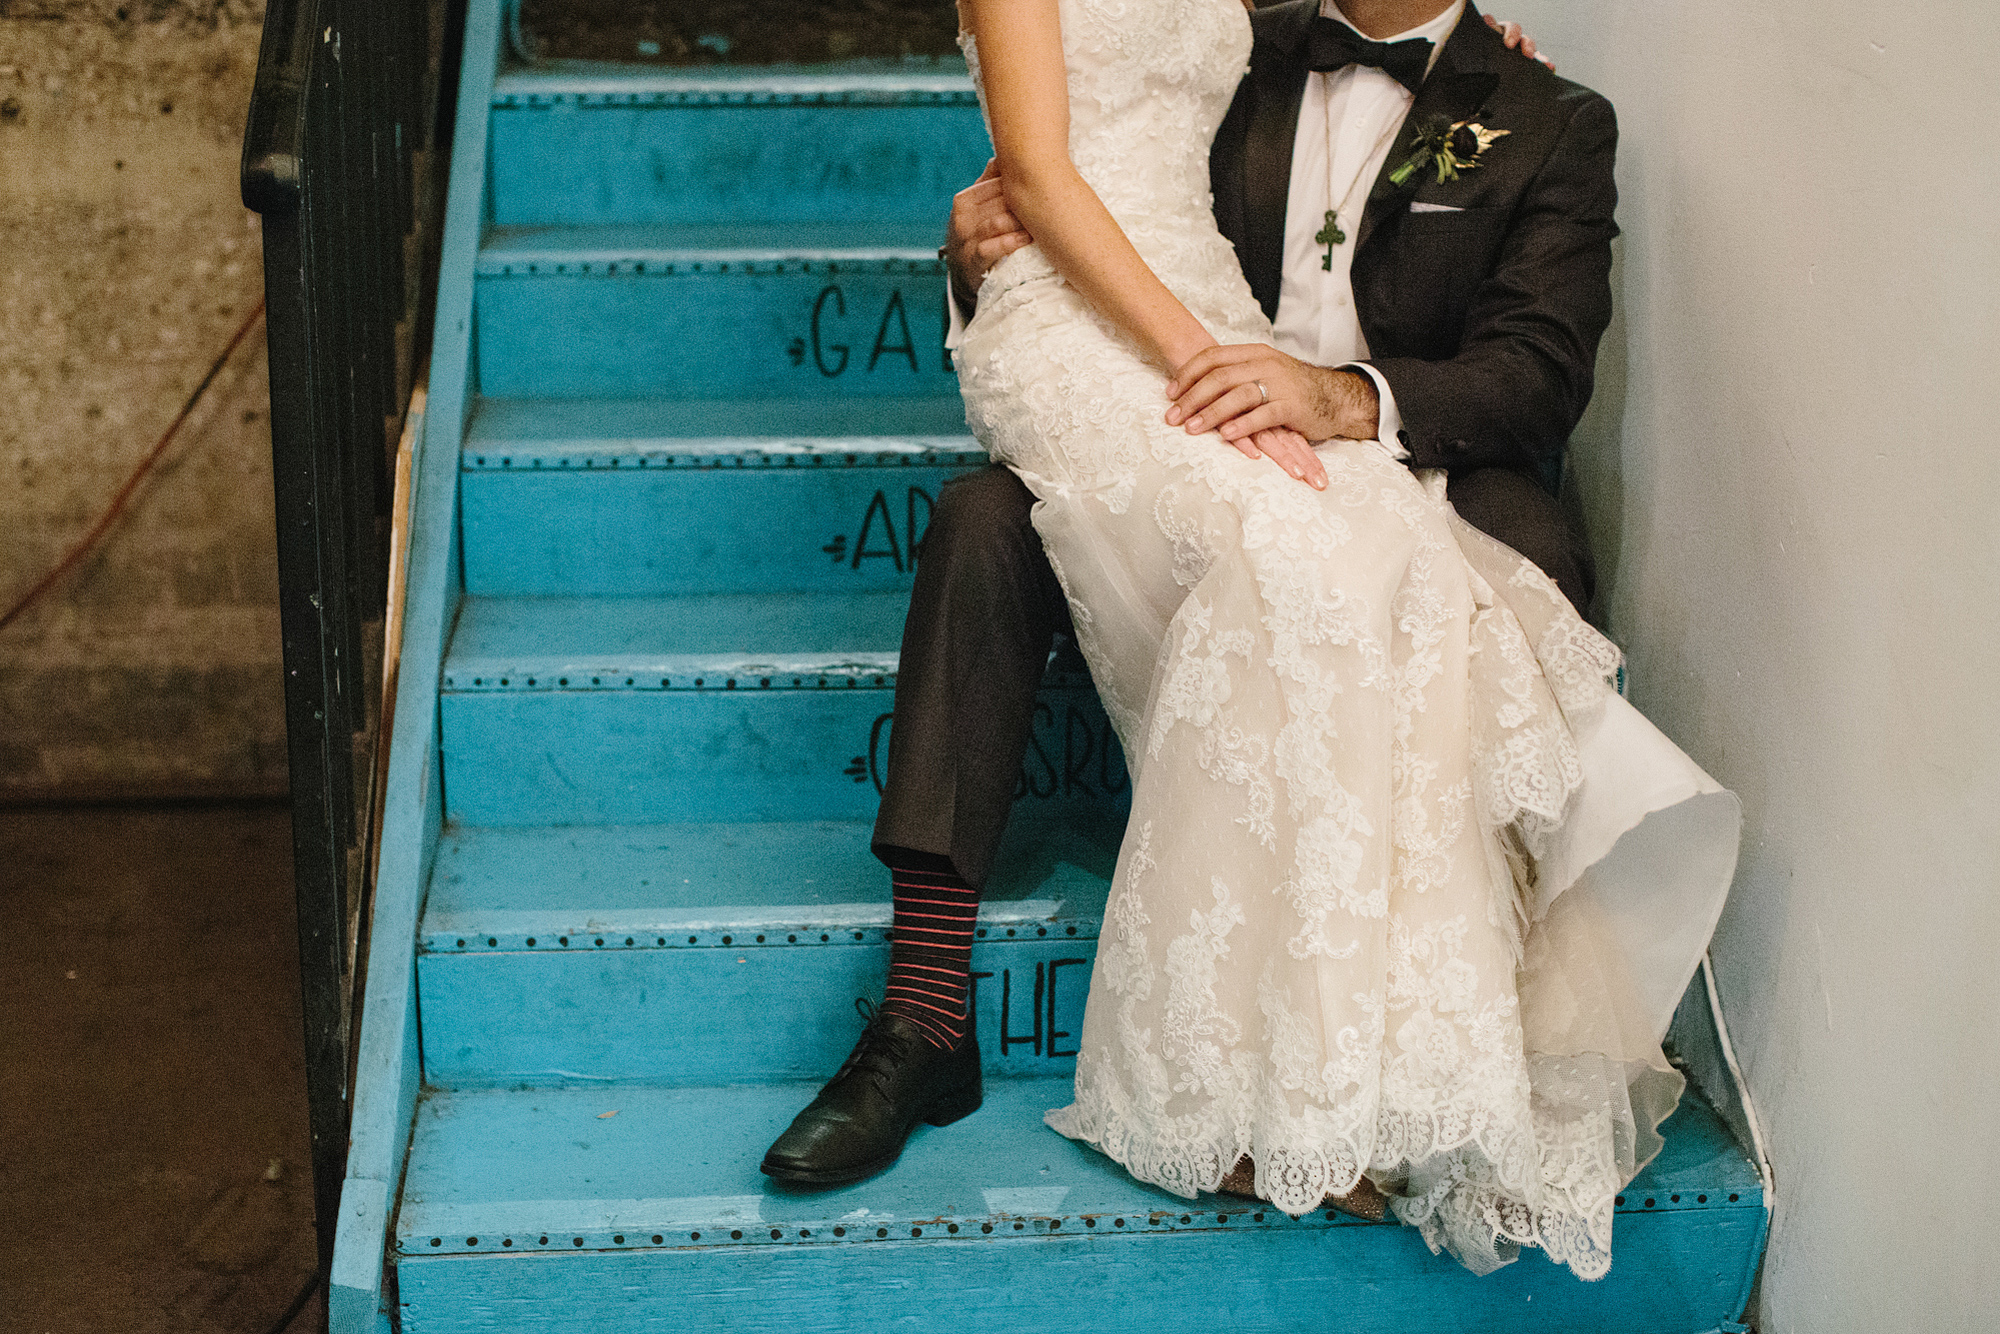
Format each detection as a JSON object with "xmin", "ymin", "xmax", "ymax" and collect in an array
[{"xmin": 1305, "ymin": 17, "xmax": 1433, "ymax": 96}]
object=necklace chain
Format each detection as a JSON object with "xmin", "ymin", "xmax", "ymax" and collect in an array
[{"xmin": 1316, "ymin": 70, "xmax": 1412, "ymax": 269}]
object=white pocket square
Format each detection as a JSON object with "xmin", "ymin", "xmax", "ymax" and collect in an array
[{"xmin": 1409, "ymin": 202, "xmax": 1465, "ymax": 213}]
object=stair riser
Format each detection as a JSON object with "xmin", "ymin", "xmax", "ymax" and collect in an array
[
  {"xmin": 461, "ymin": 466, "xmax": 978, "ymax": 596},
  {"xmin": 439, "ymin": 688, "xmax": 1131, "ymax": 825},
  {"xmin": 489, "ymin": 104, "xmax": 991, "ymax": 227},
  {"xmin": 394, "ymin": 1209, "xmax": 1769, "ymax": 1334},
  {"xmin": 419, "ymin": 939, "xmax": 1096, "ymax": 1087},
  {"xmin": 476, "ymin": 269, "xmax": 955, "ymax": 400}
]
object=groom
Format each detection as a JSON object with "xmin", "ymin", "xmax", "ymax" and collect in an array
[{"xmin": 761, "ymin": 0, "xmax": 1619, "ymax": 1186}]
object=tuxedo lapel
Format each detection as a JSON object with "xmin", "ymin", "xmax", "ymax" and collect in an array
[
  {"xmin": 1354, "ymin": 4, "xmax": 1501, "ymax": 253},
  {"xmin": 1235, "ymin": 1, "xmax": 1316, "ymax": 320}
]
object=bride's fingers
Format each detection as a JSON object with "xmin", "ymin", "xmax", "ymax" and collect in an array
[{"xmin": 1243, "ymin": 425, "xmax": 1328, "ymax": 489}]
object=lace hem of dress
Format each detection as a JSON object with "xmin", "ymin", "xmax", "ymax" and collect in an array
[{"xmin": 1048, "ymin": 1045, "xmax": 1681, "ymax": 1282}]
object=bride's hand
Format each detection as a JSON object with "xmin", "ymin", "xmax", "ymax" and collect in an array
[
  {"xmin": 1240, "ymin": 426, "xmax": 1326, "ymax": 490},
  {"xmin": 1484, "ymin": 13, "xmax": 1554, "ymax": 68},
  {"xmin": 1166, "ymin": 343, "xmax": 1378, "ymax": 481}
]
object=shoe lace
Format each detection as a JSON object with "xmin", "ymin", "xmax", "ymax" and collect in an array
[{"xmin": 835, "ymin": 997, "xmax": 920, "ymax": 1095}]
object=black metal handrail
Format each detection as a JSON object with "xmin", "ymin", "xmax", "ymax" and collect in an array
[{"xmin": 242, "ymin": 0, "xmax": 459, "ymax": 1308}]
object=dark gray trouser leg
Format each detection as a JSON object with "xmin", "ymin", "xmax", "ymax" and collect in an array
[
  {"xmin": 873, "ymin": 466, "xmax": 1072, "ymax": 889},
  {"xmin": 1445, "ymin": 466, "xmax": 1595, "ymax": 616}
]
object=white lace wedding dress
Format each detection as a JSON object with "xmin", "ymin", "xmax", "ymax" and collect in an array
[{"xmin": 957, "ymin": 0, "xmax": 1741, "ymax": 1280}]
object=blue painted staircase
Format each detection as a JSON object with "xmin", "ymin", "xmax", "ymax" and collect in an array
[{"xmin": 333, "ymin": 6, "xmax": 1768, "ymax": 1330}]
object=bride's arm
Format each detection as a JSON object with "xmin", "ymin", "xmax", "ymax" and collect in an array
[{"xmin": 961, "ymin": 0, "xmax": 1215, "ymax": 372}]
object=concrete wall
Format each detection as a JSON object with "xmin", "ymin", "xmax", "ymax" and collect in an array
[
  {"xmin": 0, "ymin": 1, "xmax": 285, "ymax": 800},
  {"xmin": 1504, "ymin": 2, "xmax": 2000, "ymax": 1329}
]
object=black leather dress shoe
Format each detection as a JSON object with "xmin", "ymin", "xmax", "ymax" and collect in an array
[{"xmin": 760, "ymin": 1002, "xmax": 982, "ymax": 1187}]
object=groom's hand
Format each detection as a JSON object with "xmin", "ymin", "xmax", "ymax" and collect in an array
[
  {"xmin": 945, "ymin": 160, "xmax": 1035, "ymax": 315},
  {"xmin": 1166, "ymin": 343, "xmax": 1380, "ymax": 460}
]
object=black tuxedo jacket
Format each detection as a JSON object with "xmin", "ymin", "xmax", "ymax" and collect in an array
[{"xmin": 1211, "ymin": 1, "xmax": 1619, "ymax": 479}]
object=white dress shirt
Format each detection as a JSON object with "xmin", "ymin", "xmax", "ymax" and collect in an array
[
  {"xmin": 1273, "ymin": 0, "xmax": 1465, "ymax": 454},
  {"xmin": 946, "ymin": 0, "xmax": 1465, "ymax": 453}
]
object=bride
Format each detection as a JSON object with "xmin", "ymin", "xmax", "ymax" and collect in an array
[{"xmin": 943, "ymin": 0, "xmax": 1740, "ymax": 1280}]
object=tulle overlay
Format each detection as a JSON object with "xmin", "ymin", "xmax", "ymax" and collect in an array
[{"xmin": 958, "ymin": 0, "xmax": 1733, "ymax": 1280}]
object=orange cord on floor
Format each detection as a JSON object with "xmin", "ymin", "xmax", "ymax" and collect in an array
[{"xmin": 0, "ymin": 297, "xmax": 268, "ymax": 634}]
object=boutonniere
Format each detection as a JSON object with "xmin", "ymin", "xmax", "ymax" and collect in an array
[{"xmin": 1389, "ymin": 115, "xmax": 1511, "ymax": 187}]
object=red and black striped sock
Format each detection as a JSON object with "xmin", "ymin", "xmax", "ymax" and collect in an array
[{"xmin": 880, "ymin": 856, "xmax": 979, "ymax": 1050}]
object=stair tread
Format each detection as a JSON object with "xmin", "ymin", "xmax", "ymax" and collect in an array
[
  {"xmin": 494, "ymin": 59, "xmax": 974, "ymax": 105},
  {"xmin": 444, "ymin": 592, "xmax": 907, "ymax": 683},
  {"xmin": 420, "ymin": 818, "xmax": 1119, "ymax": 949},
  {"xmin": 423, "ymin": 818, "xmax": 1115, "ymax": 919},
  {"xmin": 481, "ymin": 221, "xmax": 942, "ymax": 265},
  {"xmin": 465, "ymin": 396, "xmax": 976, "ymax": 460},
  {"xmin": 395, "ymin": 1079, "xmax": 1759, "ymax": 1256}
]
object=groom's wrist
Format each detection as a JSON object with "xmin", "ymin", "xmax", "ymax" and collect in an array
[{"xmin": 1321, "ymin": 367, "xmax": 1380, "ymax": 440}]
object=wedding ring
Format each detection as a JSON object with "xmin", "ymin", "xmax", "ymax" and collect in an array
[{"xmin": 1255, "ymin": 380, "xmax": 1269, "ymax": 405}]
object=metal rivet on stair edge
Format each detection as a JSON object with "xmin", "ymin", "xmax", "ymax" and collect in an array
[
  {"xmin": 730, "ymin": 1230, "xmax": 743, "ymax": 1241},
  {"xmin": 1048, "ymin": 1220, "xmax": 1060, "ymax": 1230},
  {"xmin": 688, "ymin": 936, "xmax": 698, "ymax": 944},
  {"xmin": 1084, "ymin": 1218, "xmax": 1095, "ymax": 1228},
  {"xmin": 1698, "ymin": 1195, "xmax": 1708, "ymax": 1203},
  {"xmin": 1114, "ymin": 1219, "xmax": 1125, "ymax": 1227},
  {"xmin": 488, "ymin": 937, "xmax": 498, "ymax": 947},
  {"xmin": 788, "ymin": 935, "xmax": 797, "ymax": 943},
  {"xmin": 722, "ymin": 936, "xmax": 732, "ymax": 944},
  {"xmin": 981, "ymin": 1224, "xmax": 992, "ymax": 1233},
  {"xmin": 430, "ymin": 1238, "xmax": 440, "ymax": 1247},
  {"xmin": 559, "ymin": 937, "xmax": 569, "ymax": 946},
  {"xmin": 1644, "ymin": 1198, "xmax": 1656, "ymax": 1208},
  {"xmin": 455, "ymin": 939, "xmax": 465, "ymax": 948},
  {"xmin": 1216, "ymin": 1215, "xmax": 1228, "ymax": 1224},
  {"xmin": 770, "ymin": 1229, "xmax": 781, "ymax": 1240},
  {"xmin": 833, "ymin": 1228, "xmax": 845, "ymax": 1237},
  {"xmin": 1615, "ymin": 1196, "xmax": 1624, "ymax": 1206},
  {"xmin": 595, "ymin": 938, "xmax": 605, "ymax": 947},
  {"xmin": 1038, "ymin": 928, "xmax": 1047, "ymax": 936},
  {"xmin": 799, "ymin": 1229, "xmax": 810, "ymax": 1238},
  {"xmin": 755, "ymin": 935, "xmax": 765, "ymax": 943},
  {"xmin": 467, "ymin": 1237, "xmax": 478, "ymax": 1246},
  {"xmin": 1013, "ymin": 1223, "xmax": 1024, "ymax": 1231},
  {"xmin": 820, "ymin": 934, "xmax": 829, "ymax": 942},
  {"xmin": 625, "ymin": 937, "xmax": 635, "ymax": 946},
  {"xmin": 614, "ymin": 1235, "xmax": 625, "ymax": 1244},
  {"xmin": 690, "ymin": 1232, "xmax": 700, "ymax": 1240},
  {"xmin": 947, "ymin": 1224, "xmax": 958, "ymax": 1234},
  {"xmin": 526, "ymin": 938, "xmax": 536, "ymax": 947},
  {"xmin": 572, "ymin": 1237, "xmax": 583, "ymax": 1247},
  {"xmin": 502, "ymin": 1239, "xmax": 512, "ymax": 1247},
  {"xmin": 652, "ymin": 1235, "xmax": 663, "ymax": 1244},
  {"xmin": 876, "ymin": 1228, "xmax": 888, "ymax": 1238},
  {"xmin": 538, "ymin": 1235, "xmax": 548, "ymax": 1245},
  {"xmin": 1671, "ymin": 1194, "xmax": 1681, "ymax": 1203}
]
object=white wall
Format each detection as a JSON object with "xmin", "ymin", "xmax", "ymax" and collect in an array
[{"xmin": 1496, "ymin": 2, "xmax": 2000, "ymax": 1328}]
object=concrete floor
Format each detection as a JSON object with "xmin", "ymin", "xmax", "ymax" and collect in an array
[{"xmin": 0, "ymin": 802, "xmax": 324, "ymax": 1334}]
